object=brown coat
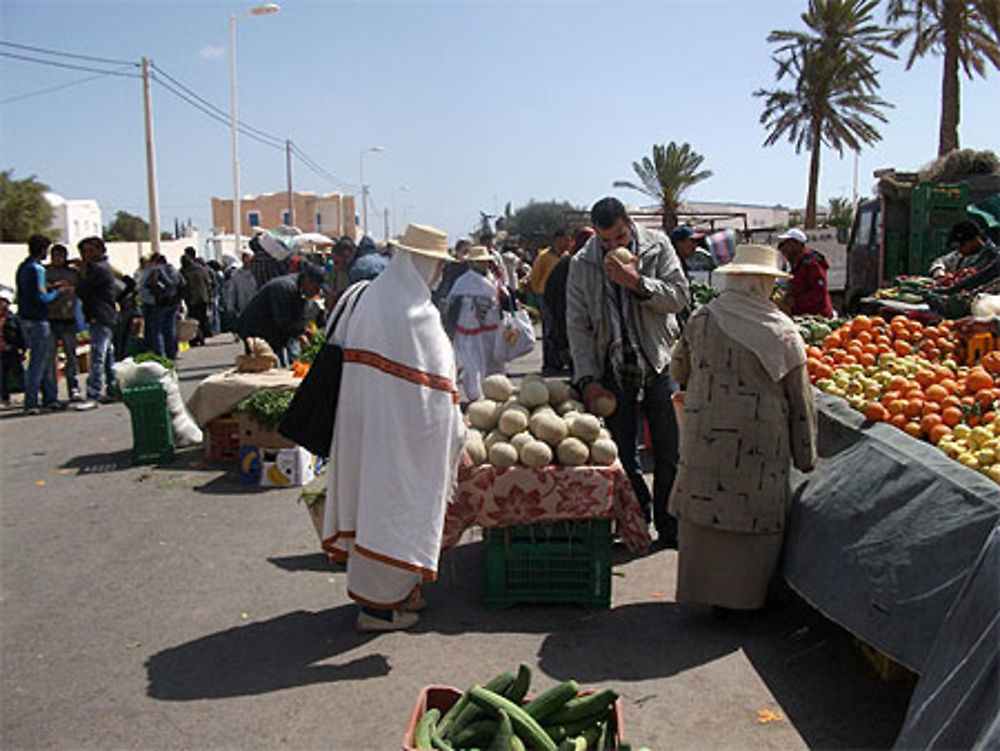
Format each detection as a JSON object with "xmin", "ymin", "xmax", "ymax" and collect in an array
[{"xmin": 668, "ymin": 308, "xmax": 817, "ymax": 534}]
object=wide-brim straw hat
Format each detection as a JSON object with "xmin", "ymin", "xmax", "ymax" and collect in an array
[
  {"xmin": 393, "ymin": 223, "xmax": 451, "ymax": 260},
  {"xmin": 465, "ymin": 244, "xmax": 493, "ymax": 263},
  {"xmin": 715, "ymin": 244, "xmax": 791, "ymax": 279}
]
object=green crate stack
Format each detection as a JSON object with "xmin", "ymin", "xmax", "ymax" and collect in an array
[
  {"xmin": 908, "ymin": 182, "xmax": 969, "ymax": 275},
  {"xmin": 123, "ymin": 383, "xmax": 174, "ymax": 465},
  {"xmin": 483, "ymin": 518, "xmax": 612, "ymax": 609}
]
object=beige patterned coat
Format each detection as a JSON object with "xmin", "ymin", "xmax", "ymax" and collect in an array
[{"xmin": 668, "ymin": 308, "xmax": 817, "ymax": 534}]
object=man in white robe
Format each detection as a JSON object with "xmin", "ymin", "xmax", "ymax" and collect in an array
[
  {"xmin": 322, "ymin": 223, "xmax": 466, "ymax": 632},
  {"xmin": 443, "ymin": 245, "xmax": 506, "ymax": 401}
]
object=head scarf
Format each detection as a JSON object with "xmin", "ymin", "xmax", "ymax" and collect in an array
[{"xmin": 706, "ymin": 273, "xmax": 805, "ymax": 382}]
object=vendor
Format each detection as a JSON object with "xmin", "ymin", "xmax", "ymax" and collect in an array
[
  {"xmin": 776, "ymin": 228, "xmax": 834, "ymax": 318},
  {"xmin": 930, "ymin": 220, "xmax": 997, "ymax": 281},
  {"xmin": 235, "ymin": 263, "xmax": 327, "ymax": 367}
]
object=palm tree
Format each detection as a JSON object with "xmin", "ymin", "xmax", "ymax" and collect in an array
[
  {"xmin": 886, "ymin": 0, "xmax": 1000, "ymax": 157},
  {"xmin": 755, "ymin": 0, "xmax": 896, "ymax": 227},
  {"xmin": 612, "ymin": 142, "xmax": 712, "ymax": 232}
]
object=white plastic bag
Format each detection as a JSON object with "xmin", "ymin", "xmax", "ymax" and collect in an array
[{"xmin": 493, "ymin": 308, "xmax": 536, "ymax": 362}]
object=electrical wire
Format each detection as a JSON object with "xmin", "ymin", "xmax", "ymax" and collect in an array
[
  {"xmin": 289, "ymin": 142, "xmax": 356, "ymax": 191},
  {"xmin": 0, "ymin": 68, "xmax": 130, "ymax": 105},
  {"xmin": 0, "ymin": 39, "xmax": 136, "ymax": 67},
  {"xmin": 0, "ymin": 50, "xmax": 139, "ymax": 77}
]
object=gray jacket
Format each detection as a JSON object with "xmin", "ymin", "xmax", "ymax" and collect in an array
[{"xmin": 566, "ymin": 223, "xmax": 689, "ymax": 383}]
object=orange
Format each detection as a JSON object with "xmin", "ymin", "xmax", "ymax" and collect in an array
[
  {"xmin": 920, "ymin": 401, "xmax": 941, "ymax": 416},
  {"xmin": 823, "ymin": 332, "xmax": 842, "ymax": 349},
  {"xmin": 881, "ymin": 390, "xmax": 902, "ymax": 406},
  {"xmin": 888, "ymin": 399, "xmax": 909, "ymax": 416},
  {"xmin": 889, "ymin": 375, "xmax": 909, "ymax": 392},
  {"xmin": 859, "ymin": 353, "xmax": 877, "ymax": 367},
  {"xmin": 920, "ymin": 413, "xmax": 943, "ymax": 435},
  {"xmin": 913, "ymin": 370, "xmax": 936, "ymax": 389},
  {"xmin": 929, "ymin": 424, "xmax": 952, "ymax": 444},
  {"xmin": 864, "ymin": 402, "xmax": 889, "ymax": 422},
  {"xmin": 941, "ymin": 406, "xmax": 964, "ymax": 428},
  {"xmin": 903, "ymin": 421, "xmax": 924, "ymax": 439},
  {"xmin": 975, "ymin": 389, "xmax": 997, "ymax": 410},
  {"xmin": 981, "ymin": 350, "xmax": 1000, "ymax": 374},
  {"xmin": 889, "ymin": 413, "xmax": 909, "ymax": 429},
  {"xmin": 851, "ymin": 315, "xmax": 874, "ymax": 335},
  {"xmin": 925, "ymin": 384, "xmax": 949, "ymax": 403},
  {"xmin": 856, "ymin": 331, "xmax": 874, "ymax": 346},
  {"xmin": 893, "ymin": 340, "xmax": 913, "ymax": 356},
  {"xmin": 941, "ymin": 395, "xmax": 962, "ymax": 409},
  {"xmin": 933, "ymin": 365, "xmax": 956, "ymax": 382},
  {"xmin": 905, "ymin": 398, "xmax": 924, "ymax": 419},
  {"xmin": 939, "ymin": 378, "xmax": 961, "ymax": 395},
  {"xmin": 966, "ymin": 368, "xmax": 994, "ymax": 394},
  {"xmin": 806, "ymin": 345, "xmax": 823, "ymax": 359}
]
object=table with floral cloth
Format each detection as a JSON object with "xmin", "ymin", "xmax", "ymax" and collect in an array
[{"xmin": 442, "ymin": 462, "xmax": 651, "ymax": 553}]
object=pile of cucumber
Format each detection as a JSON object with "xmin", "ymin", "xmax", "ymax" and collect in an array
[{"xmin": 413, "ymin": 663, "xmax": 650, "ymax": 751}]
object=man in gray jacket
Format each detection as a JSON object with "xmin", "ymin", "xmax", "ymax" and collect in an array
[{"xmin": 566, "ymin": 197, "xmax": 689, "ymax": 546}]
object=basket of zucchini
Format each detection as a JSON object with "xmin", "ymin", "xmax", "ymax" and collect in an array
[{"xmin": 403, "ymin": 663, "xmax": 634, "ymax": 750}]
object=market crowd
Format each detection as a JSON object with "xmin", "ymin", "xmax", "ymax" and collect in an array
[{"xmin": 6, "ymin": 205, "xmax": 994, "ymax": 635}]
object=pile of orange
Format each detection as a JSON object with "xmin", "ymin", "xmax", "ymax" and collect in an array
[{"xmin": 810, "ymin": 314, "xmax": 1000, "ymax": 448}]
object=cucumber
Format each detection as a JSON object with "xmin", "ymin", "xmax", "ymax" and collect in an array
[
  {"xmin": 523, "ymin": 680, "xmax": 580, "ymax": 722},
  {"xmin": 429, "ymin": 719, "xmax": 455, "ymax": 751},
  {"xmin": 442, "ymin": 670, "xmax": 516, "ymax": 739},
  {"xmin": 545, "ymin": 716, "xmax": 606, "ymax": 744},
  {"xmin": 486, "ymin": 709, "xmax": 512, "ymax": 751},
  {"xmin": 448, "ymin": 718, "xmax": 498, "ymax": 748},
  {"xmin": 545, "ymin": 688, "xmax": 619, "ymax": 725},
  {"xmin": 505, "ymin": 662, "xmax": 532, "ymax": 704},
  {"xmin": 414, "ymin": 707, "xmax": 440, "ymax": 750},
  {"xmin": 511, "ymin": 736, "xmax": 525, "ymax": 751},
  {"xmin": 468, "ymin": 685, "xmax": 558, "ymax": 751}
]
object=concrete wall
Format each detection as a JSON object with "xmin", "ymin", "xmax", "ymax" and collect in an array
[{"xmin": 0, "ymin": 233, "xmax": 201, "ymax": 297}]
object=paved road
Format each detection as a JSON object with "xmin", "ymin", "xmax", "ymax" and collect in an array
[{"xmin": 0, "ymin": 335, "xmax": 915, "ymax": 749}]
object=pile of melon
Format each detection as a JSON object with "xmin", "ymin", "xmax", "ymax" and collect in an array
[{"xmin": 464, "ymin": 374, "xmax": 619, "ymax": 468}]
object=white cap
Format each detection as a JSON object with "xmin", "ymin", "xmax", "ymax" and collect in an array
[{"xmin": 777, "ymin": 228, "xmax": 808, "ymax": 244}]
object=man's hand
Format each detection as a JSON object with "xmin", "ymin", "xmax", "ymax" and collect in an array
[
  {"xmin": 582, "ymin": 380, "xmax": 614, "ymax": 414},
  {"xmin": 604, "ymin": 254, "xmax": 640, "ymax": 292}
]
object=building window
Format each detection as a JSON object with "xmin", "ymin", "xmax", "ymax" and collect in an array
[
  {"xmin": 316, "ymin": 212, "xmax": 322, "ymax": 230},
  {"xmin": 282, "ymin": 211, "xmax": 291, "ymax": 226},
  {"xmin": 248, "ymin": 211, "xmax": 260, "ymax": 228}
]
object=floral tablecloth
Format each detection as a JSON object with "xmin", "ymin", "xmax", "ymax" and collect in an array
[{"xmin": 443, "ymin": 462, "xmax": 651, "ymax": 553}]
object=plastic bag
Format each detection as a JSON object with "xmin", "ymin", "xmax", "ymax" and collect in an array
[{"xmin": 493, "ymin": 308, "xmax": 536, "ymax": 362}]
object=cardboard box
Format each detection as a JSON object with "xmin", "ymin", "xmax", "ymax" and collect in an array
[
  {"xmin": 239, "ymin": 445, "xmax": 316, "ymax": 488},
  {"xmin": 238, "ymin": 412, "xmax": 296, "ymax": 450}
]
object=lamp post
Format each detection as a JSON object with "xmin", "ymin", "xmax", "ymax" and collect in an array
[
  {"xmin": 230, "ymin": 3, "xmax": 280, "ymax": 255},
  {"xmin": 392, "ymin": 184, "xmax": 409, "ymax": 237},
  {"xmin": 359, "ymin": 145, "xmax": 385, "ymax": 237}
]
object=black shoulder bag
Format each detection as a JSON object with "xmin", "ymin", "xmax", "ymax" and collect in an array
[{"xmin": 278, "ymin": 282, "xmax": 368, "ymax": 457}]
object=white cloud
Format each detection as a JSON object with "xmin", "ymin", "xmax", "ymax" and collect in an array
[{"xmin": 198, "ymin": 46, "xmax": 226, "ymax": 60}]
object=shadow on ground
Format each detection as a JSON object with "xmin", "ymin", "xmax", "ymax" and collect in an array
[
  {"xmin": 145, "ymin": 606, "xmax": 388, "ymax": 700},
  {"xmin": 267, "ymin": 553, "xmax": 337, "ymax": 572}
]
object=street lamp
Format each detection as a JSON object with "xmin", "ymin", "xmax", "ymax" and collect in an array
[
  {"xmin": 230, "ymin": 3, "xmax": 280, "ymax": 255},
  {"xmin": 392, "ymin": 185, "xmax": 409, "ymax": 237},
  {"xmin": 359, "ymin": 145, "xmax": 386, "ymax": 237}
]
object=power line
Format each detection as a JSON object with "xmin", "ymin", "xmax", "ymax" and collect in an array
[
  {"xmin": 0, "ymin": 68, "xmax": 129, "ymax": 105},
  {"xmin": 289, "ymin": 142, "xmax": 356, "ymax": 191},
  {"xmin": 0, "ymin": 49, "xmax": 140, "ymax": 77},
  {"xmin": 0, "ymin": 39, "xmax": 136, "ymax": 67}
]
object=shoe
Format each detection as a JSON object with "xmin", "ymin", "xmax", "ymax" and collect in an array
[
  {"xmin": 73, "ymin": 400, "xmax": 98, "ymax": 411},
  {"xmin": 98, "ymin": 394, "xmax": 118, "ymax": 405},
  {"xmin": 43, "ymin": 401, "xmax": 67, "ymax": 412},
  {"xmin": 355, "ymin": 609, "xmax": 420, "ymax": 633},
  {"xmin": 69, "ymin": 393, "xmax": 86, "ymax": 403},
  {"xmin": 23, "ymin": 407, "xmax": 42, "ymax": 416}
]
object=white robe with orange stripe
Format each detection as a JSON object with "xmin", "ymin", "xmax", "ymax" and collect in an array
[
  {"xmin": 445, "ymin": 268, "xmax": 505, "ymax": 401},
  {"xmin": 322, "ymin": 250, "xmax": 466, "ymax": 609}
]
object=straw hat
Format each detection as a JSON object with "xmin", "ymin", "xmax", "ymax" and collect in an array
[
  {"xmin": 465, "ymin": 245, "xmax": 493, "ymax": 263},
  {"xmin": 393, "ymin": 223, "xmax": 450, "ymax": 260},
  {"xmin": 715, "ymin": 244, "xmax": 791, "ymax": 279}
]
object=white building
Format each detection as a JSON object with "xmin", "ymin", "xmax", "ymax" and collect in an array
[{"xmin": 44, "ymin": 192, "xmax": 103, "ymax": 249}]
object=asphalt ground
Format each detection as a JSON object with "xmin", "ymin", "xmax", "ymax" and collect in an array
[{"xmin": 0, "ymin": 333, "xmax": 916, "ymax": 750}]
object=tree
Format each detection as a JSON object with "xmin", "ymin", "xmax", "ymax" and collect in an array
[
  {"xmin": 0, "ymin": 170, "xmax": 54, "ymax": 242},
  {"xmin": 755, "ymin": 0, "xmax": 896, "ymax": 228},
  {"xmin": 503, "ymin": 200, "xmax": 583, "ymax": 246},
  {"xmin": 886, "ymin": 0, "xmax": 1000, "ymax": 157},
  {"xmin": 827, "ymin": 196, "xmax": 855, "ymax": 228},
  {"xmin": 104, "ymin": 211, "xmax": 149, "ymax": 241},
  {"xmin": 612, "ymin": 142, "xmax": 712, "ymax": 232}
]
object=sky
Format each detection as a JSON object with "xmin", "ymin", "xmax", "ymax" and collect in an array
[{"xmin": 1, "ymin": 0, "xmax": 998, "ymax": 245}]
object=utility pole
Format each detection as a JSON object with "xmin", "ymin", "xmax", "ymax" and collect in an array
[
  {"xmin": 285, "ymin": 139, "xmax": 294, "ymax": 227},
  {"xmin": 141, "ymin": 57, "xmax": 160, "ymax": 255},
  {"xmin": 383, "ymin": 208, "xmax": 389, "ymax": 242}
]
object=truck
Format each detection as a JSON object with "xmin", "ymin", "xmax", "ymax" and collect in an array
[{"xmin": 844, "ymin": 154, "xmax": 1000, "ymax": 313}]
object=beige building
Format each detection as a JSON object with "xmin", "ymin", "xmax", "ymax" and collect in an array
[{"xmin": 212, "ymin": 190, "xmax": 357, "ymax": 239}]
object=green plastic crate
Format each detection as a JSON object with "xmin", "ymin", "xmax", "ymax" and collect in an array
[
  {"xmin": 123, "ymin": 384, "xmax": 174, "ymax": 465},
  {"xmin": 483, "ymin": 518, "xmax": 612, "ymax": 609}
]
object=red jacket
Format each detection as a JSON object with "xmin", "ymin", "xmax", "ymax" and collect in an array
[{"xmin": 789, "ymin": 249, "xmax": 834, "ymax": 317}]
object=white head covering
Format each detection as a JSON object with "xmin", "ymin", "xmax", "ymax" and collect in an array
[{"xmin": 707, "ymin": 272, "xmax": 805, "ymax": 382}]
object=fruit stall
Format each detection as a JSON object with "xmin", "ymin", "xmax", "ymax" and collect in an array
[{"xmin": 785, "ymin": 311, "xmax": 1000, "ymax": 749}]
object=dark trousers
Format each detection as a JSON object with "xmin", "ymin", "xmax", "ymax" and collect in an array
[
  {"xmin": 187, "ymin": 302, "xmax": 210, "ymax": 344},
  {"xmin": 144, "ymin": 305, "xmax": 179, "ymax": 360},
  {"xmin": 1, "ymin": 349, "xmax": 24, "ymax": 402},
  {"xmin": 47, "ymin": 319, "xmax": 80, "ymax": 399},
  {"xmin": 602, "ymin": 370, "xmax": 679, "ymax": 541}
]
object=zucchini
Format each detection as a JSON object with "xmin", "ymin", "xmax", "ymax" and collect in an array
[
  {"xmin": 545, "ymin": 689, "xmax": 618, "ymax": 725},
  {"xmin": 486, "ymin": 709, "xmax": 512, "ymax": 751},
  {"xmin": 523, "ymin": 680, "xmax": 580, "ymax": 722},
  {"xmin": 414, "ymin": 707, "xmax": 440, "ymax": 750},
  {"xmin": 448, "ymin": 718, "xmax": 498, "ymax": 748},
  {"xmin": 468, "ymin": 685, "xmax": 557, "ymax": 751},
  {"xmin": 505, "ymin": 662, "xmax": 532, "ymax": 704}
]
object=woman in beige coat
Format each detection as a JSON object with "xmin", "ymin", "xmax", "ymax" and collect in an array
[{"xmin": 669, "ymin": 244, "xmax": 817, "ymax": 612}]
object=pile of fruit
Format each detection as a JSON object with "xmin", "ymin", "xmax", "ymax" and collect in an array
[
  {"xmin": 465, "ymin": 374, "xmax": 618, "ymax": 469},
  {"xmin": 806, "ymin": 314, "xmax": 1000, "ymax": 481}
]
